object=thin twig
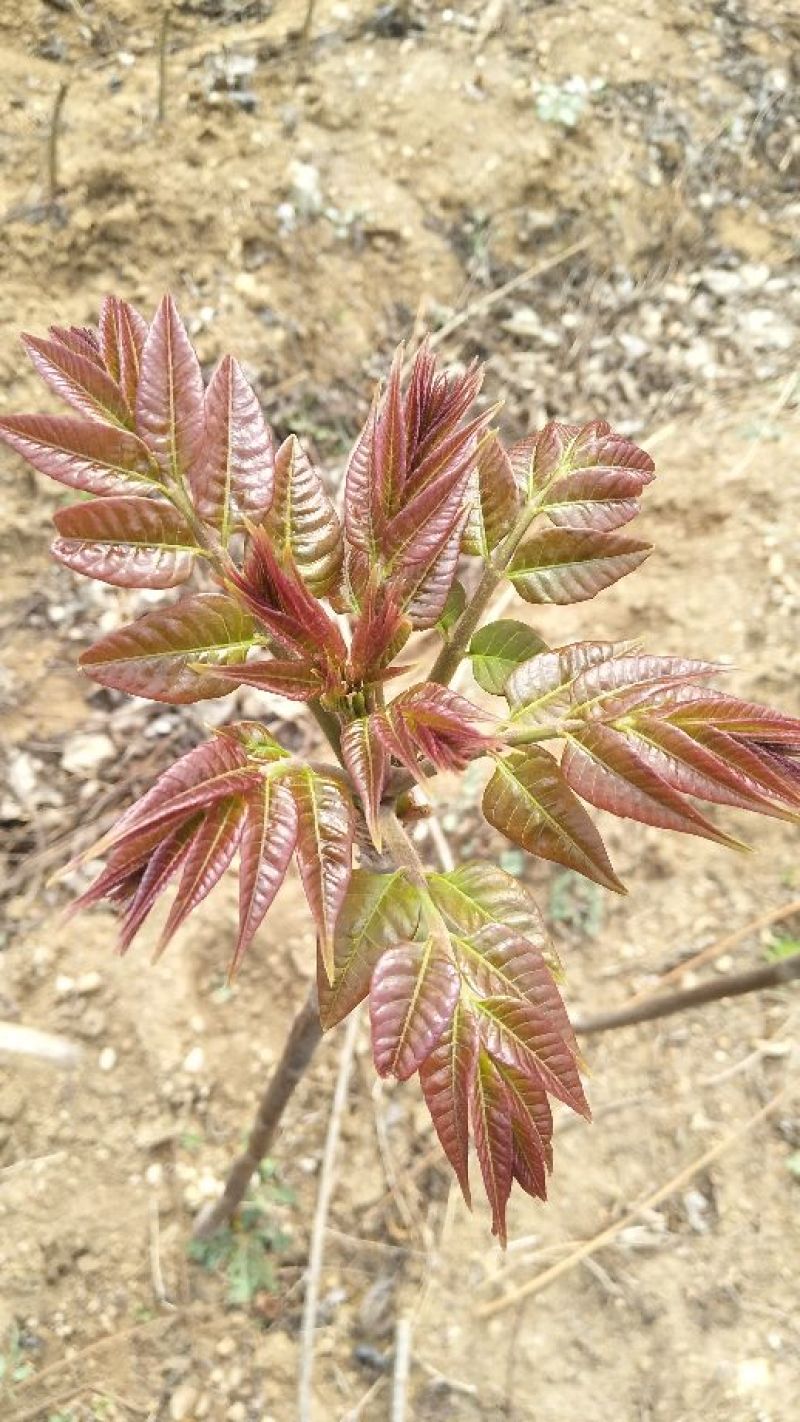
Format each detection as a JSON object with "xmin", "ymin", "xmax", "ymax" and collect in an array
[
  {"xmin": 301, "ymin": 0, "xmax": 316, "ymax": 47},
  {"xmin": 298, "ymin": 1008, "xmax": 361, "ymax": 1422},
  {"xmin": 391, "ymin": 1314, "xmax": 413, "ymax": 1422},
  {"xmin": 428, "ymin": 238, "xmax": 592, "ymax": 350},
  {"xmin": 157, "ymin": 6, "xmax": 171, "ymax": 124},
  {"xmin": 0, "ymin": 1022, "xmax": 80, "ymax": 1067},
  {"xmin": 148, "ymin": 1194, "xmax": 173, "ymax": 1308},
  {"xmin": 48, "ymin": 81, "xmax": 69, "ymax": 208},
  {"xmin": 476, "ymin": 1078, "xmax": 791, "ymax": 1320},
  {"xmin": 573, "ymin": 953, "xmax": 800, "ymax": 1036},
  {"xmin": 627, "ymin": 897, "xmax": 800, "ymax": 1004}
]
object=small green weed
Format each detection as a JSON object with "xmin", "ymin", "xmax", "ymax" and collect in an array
[{"xmin": 187, "ymin": 1164, "xmax": 293, "ymax": 1306}]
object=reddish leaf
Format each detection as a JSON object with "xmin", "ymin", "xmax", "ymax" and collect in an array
[
  {"xmin": 661, "ymin": 690, "xmax": 800, "ymax": 747},
  {"xmin": 265, "ymin": 435, "xmax": 343, "ymax": 596},
  {"xmin": 207, "ymin": 657, "xmax": 327, "ymax": 701},
  {"xmin": 508, "ymin": 527, "xmax": 651, "ymax": 605},
  {"xmin": 318, "ymin": 870, "xmax": 423, "ymax": 1030},
  {"xmin": 372, "ymin": 344, "xmax": 407, "ymax": 516},
  {"xmin": 471, "ymin": 1049, "xmax": 514, "ymax": 1245},
  {"xmin": 341, "ymin": 717, "xmax": 389, "ymax": 850},
  {"xmin": 419, "ymin": 1001, "xmax": 478, "ymax": 1205},
  {"xmin": 496, "ymin": 1060, "xmax": 553, "ymax": 1173},
  {"xmin": 52, "ymin": 496, "xmax": 200, "ymax": 588},
  {"xmin": 118, "ymin": 823, "xmax": 197, "ymax": 954},
  {"xmin": 400, "ymin": 507, "xmax": 470, "ymax": 629},
  {"xmin": 195, "ymin": 354, "xmax": 275, "ymax": 538},
  {"xmin": 389, "ymin": 683, "xmax": 494, "ymax": 773},
  {"xmin": 49, "ymin": 323, "xmax": 104, "ymax": 367},
  {"xmin": 22, "ymin": 333, "xmax": 132, "ymax": 427},
  {"xmin": 624, "ymin": 715, "xmax": 800, "ymax": 819},
  {"xmin": 483, "ymin": 749, "xmax": 625, "ymax": 892},
  {"xmin": 136, "ymin": 294, "xmax": 204, "ymax": 484},
  {"xmin": 0, "ymin": 415, "xmax": 162, "ymax": 496},
  {"xmin": 156, "ymin": 795, "xmax": 246, "ymax": 955},
  {"xmin": 234, "ymin": 525, "xmax": 347, "ymax": 664},
  {"xmin": 290, "ymin": 769, "xmax": 354, "ymax": 981},
  {"xmin": 385, "ymin": 409, "xmax": 492, "ymax": 569},
  {"xmin": 348, "ymin": 583, "xmax": 411, "ymax": 681},
  {"xmin": 561, "ymin": 723, "xmax": 743, "ymax": 847},
  {"xmin": 98, "ymin": 297, "xmax": 148, "ymax": 410},
  {"xmin": 509, "ymin": 419, "xmax": 654, "ymax": 503},
  {"xmin": 570, "ymin": 654, "xmax": 721, "ymax": 720},
  {"xmin": 476, "ymin": 995, "xmax": 589, "ymax": 1119},
  {"xmin": 496, "ymin": 1062, "xmax": 550, "ymax": 1198},
  {"xmin": 504, "ymin": 640, "xmax": 633, "ymax": 731},
  {"xmin": 429, "ymin": 861, "xmax": 554, "ymax": 972},
  {"xmin": 370, "ymin": 939, "xmax": 460, "ymax": 1080},
  {"xmin": 79, "ymin": 592, "xmax": 256, "ymax": 703},
  {"xmin": 85, "ymin": 736, "xmax": 258, "ymax": 863},
  {"xmin": 456, "ymin": 924, "xmax": 576, "ymax": 1052},
  {"xmin": 462, "ymin": 432, "xmax": 520, "ymax": 557},
  {"xmin": 343, "ymin": 393, "xmax": 383, "ymax": 560},
  {"xmin": 541, "ymin": 468, "xmax": 644, "ymax": 533},
  {"xmin": 232, "ymin": 779, "xmax": 298, "ymax": 975}
]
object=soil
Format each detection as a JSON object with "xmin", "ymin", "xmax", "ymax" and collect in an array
[{"xmin": 1, "ymin": 2, "xmax": 799, "ymax": 1421}]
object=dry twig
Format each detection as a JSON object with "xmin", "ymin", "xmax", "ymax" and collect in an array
[
  {"xmin": 476, "ymin": 1078, "xmax": 791, "ymax": 1320},
  {"xmin": 298, "ymin": 1007, "xmax": 361, "ymax": 1422}
]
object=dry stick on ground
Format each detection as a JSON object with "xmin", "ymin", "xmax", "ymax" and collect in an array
[
  {"xmin": 192, "ymin": 983, "xmax": 322, "ymax": 1240},
  {"xmin": 298, "ymin": 1008, "xmax": 361, "ymax": 1422},
  {"xmin": 157, "ymin": 6, "xmax": 171, "ymax": 123},
  {"xmin": 48, "ymin": 80, "xmax": 69, "ymax": 210},
  {"xmin": 628, "ymin": 896, "xmax": 800, "ymax": 1004},
  {"xmin": 392, "ymin": 1314, "xmax": 413, "ymax": 1422},
  {"xmin": 476, "ymin": 1077, "xmax": 792, "ymax": 1321},
  {"xmin": 573, "ymin": 952, "xmax": 800, "ymax": 1036}
]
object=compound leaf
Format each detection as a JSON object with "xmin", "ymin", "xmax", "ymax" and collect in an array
[
  {"xmin": 22, "ymin": 332, "xmax": 132, "ymax": 428},
  {"xmin": 265, "ymin": 435, "xmax": 343, "ymax": 596},
  {"xmin": 232, "ymin": 779, "xmax": 299, "ymax": 975}
]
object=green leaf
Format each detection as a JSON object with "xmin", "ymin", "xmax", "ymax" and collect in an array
[
  {"xmin": 482, "ymin": 749, "xmax": 625, "ymax": 893},
  {"xmin": 318, "ymin": 870, "xmax": 423, "ymax": 1029},
  {"xmin": 469, "ymin": 620, "xmax": 549, "ymax": 695},
  {"xmin": 765, "ymin": 936, "xmax": 800, "ymax": 963},
  {"xmin": 436, "ymin": 578, "xmax": 467, "ymax": 637}
]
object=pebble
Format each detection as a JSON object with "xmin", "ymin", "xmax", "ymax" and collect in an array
[
  {"xmin": 169, "ymin": 1382, "xmax": 199, "ymax": 1420},
  {"xmin": 216, "ymin": 1336, "xmax": 237, "ymax": 1358},
  {"xmin": 98, "ymin": 1047, "xmax": 117, "ymax": 1072},
  {"xmin": 55, "ymin": 971, "xmax": 102, "ymax": 999},
  {"xmin": 182, "ymin": 1046, "xmax": 205, "ymax": 1074},
  {"xmin": 61, "ymin": 733, "xmax": 116, "ymax": 775}
]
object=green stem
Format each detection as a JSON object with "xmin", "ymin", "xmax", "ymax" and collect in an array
[{"xmin": 429, "ymin": 499, "xmax": 544, "ymax": 690}]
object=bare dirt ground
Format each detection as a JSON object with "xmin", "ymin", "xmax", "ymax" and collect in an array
[{"xmin": 1, "ymin": 2, "xmax": 799, "ymax": 1420}]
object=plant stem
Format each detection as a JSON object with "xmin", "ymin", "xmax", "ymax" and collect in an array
[
  {"xmin": 192, "ymin": 982, "xmax": 322, "ymax": 1239},
  {"xmin": 573, "ymin": 952, "xmax": 800, "ymax": 1036}
]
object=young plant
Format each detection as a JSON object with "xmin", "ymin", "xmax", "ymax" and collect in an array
[{"xmin": 3, "ymin": 296, "xmax": 798, "ymax": 1244}]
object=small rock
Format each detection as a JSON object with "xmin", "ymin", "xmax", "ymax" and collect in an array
[
  {"xmin": 227, "ymin": 1404, "xmax": 246, "ymax": 1422},
  {"xmin": 216, "ymin": 1335, "xmax": 237, "ymax": 1358},
  {"xmin": 62, "ymin": 734, "xmax": 116, "ymax": 775},
  {"xmin": 98, "ymin": 1046, "xmax": 117, "ymax": 1072},
  {"xmin": 182, "ymin": 1046, "xmax": 205, "ymax": 1075},
  {"xmin": 169, "ymin": 1382, "xmax": 199, "ymax": 1420}
]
